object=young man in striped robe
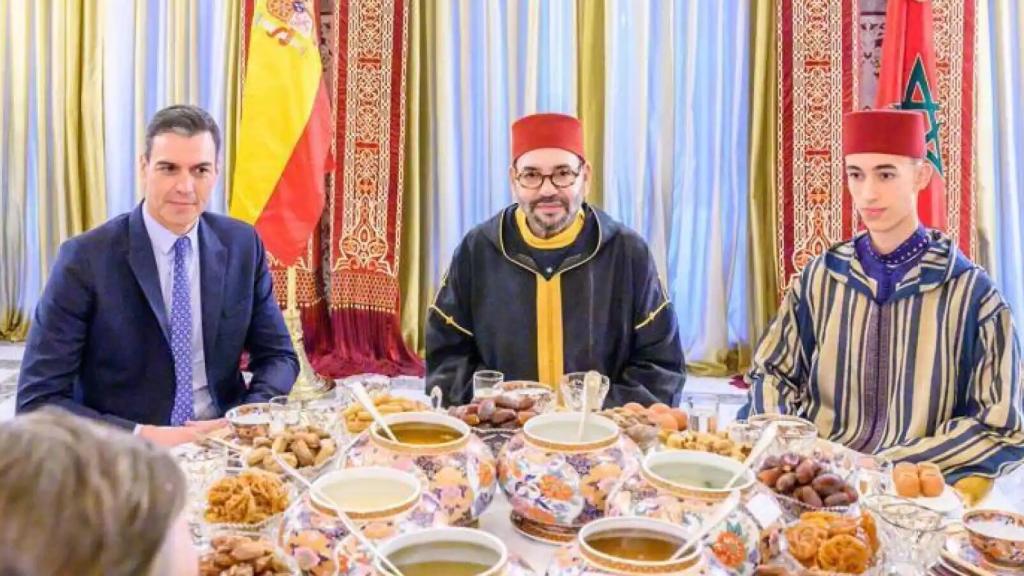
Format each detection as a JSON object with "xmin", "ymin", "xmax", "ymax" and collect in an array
[{"xmin": 741, "ymin": 110, "xmax": 1024, "ymax": 503}]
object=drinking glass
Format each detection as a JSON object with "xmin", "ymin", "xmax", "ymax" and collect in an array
[
  {"xmin": 269, "ymin": 395, "xmax": 301, "ymax": 432},
  {"xmin": 472, "ymin": 370, "xmax": 504, "ymax": 399},
  {"xmin": 681, "ymin": 393, "xmax": 720, "ymax": 433},
  {"xmin": 559, "ymin": 372, "xmax": 610, "ymax": 411}
]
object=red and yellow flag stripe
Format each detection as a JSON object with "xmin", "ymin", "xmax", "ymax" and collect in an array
[{"xmin": 231, "ymin": 0, "xmax": 332, "ymax": 265}]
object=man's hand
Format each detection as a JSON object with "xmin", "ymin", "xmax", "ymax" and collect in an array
[
  {"xmin": 186, "ymin": 418, "xmax": 228, "ymax": 434},
  {"xmin": 137, "ymin": 425, "xmax": 200, "ymax": 447},
  {"xmin": 138, "ymin": 419, "xmax": 228, "ymax": 447}
]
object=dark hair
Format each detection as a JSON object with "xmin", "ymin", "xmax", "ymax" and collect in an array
[{"xmin": 144, "ymin": 104, "xmax": 221, "ymax": 159}]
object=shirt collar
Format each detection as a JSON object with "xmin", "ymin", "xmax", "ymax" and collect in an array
[
  {"xmin": 825, "ymin": 229, "xmax": 964, "ymax": 301},
  {"xmin": 141, "ymin": 202, "xmax": 199, "ymax": 256},
  {"xmin": 862, "ymin": 225, "xmax": 930, "ymax": 268}
]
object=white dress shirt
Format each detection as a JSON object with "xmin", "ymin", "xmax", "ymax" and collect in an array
[{"xmin": 142, "ymin": 205, "xmax": 217, "ymax": 420}]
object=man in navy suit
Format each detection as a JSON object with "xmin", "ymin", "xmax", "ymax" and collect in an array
[{"xmin": 17, "ymin": 105, "xmax": 299, "ymax": 446}]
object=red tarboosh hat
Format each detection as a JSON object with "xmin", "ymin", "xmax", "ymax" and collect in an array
[
  {"xmin": 843, "ymin": 109, "xmax": 927, "ymax": 158},
  {"xmin": 511, "ymin": 113, "xmax": 585, "ymax": 161}
]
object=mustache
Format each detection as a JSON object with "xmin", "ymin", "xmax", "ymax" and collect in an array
[{"xmin": 529, "ymin": 198, "xmax": 569, "ymax": 211}]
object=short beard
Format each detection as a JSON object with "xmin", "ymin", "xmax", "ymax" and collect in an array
[{"xmin": 526, "ymin": 198, "xmax": 580, "ymax": 238}]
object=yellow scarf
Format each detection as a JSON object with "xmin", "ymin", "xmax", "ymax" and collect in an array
[
  {"xmin": 513, "ymin": 206, "xmax": 585, "ymax": 397},
  {"xmin": 514, "ymin": 207, "xmax": 585, "ymax": 249}
]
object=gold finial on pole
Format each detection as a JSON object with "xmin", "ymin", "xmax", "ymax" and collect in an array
[{"xmin": 284, "ymin": 265, "xmax": 332, "ymax": 401}]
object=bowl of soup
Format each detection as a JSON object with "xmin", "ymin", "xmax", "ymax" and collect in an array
[
  {"xmin": 340, "ymin": 411, "xmax": 497, "ymax": 527},
  {"xmin": 497, "ymin": 412, "xmax": 642, "ymax": 543},
  {"xmin": 374, "ymin": 527, "xmax": 537, "ymax": 576},
  {"xmin": 278, "ymin": 467, "xmax": 447, "ymax": 575},
  {"xmin": 606, "ymin": 450, "xmax": 783, "ymax": 575},
  {"xmin": 547, "ymin": 516, "xmax": 707, "ymax": 575}
]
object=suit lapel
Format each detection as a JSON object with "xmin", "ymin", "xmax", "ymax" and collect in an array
[
  {"xmin": 199, "ymin": 216, "xmax": 227, "ymax": 369},
  {"xmin": 127, "ymin": 205, "xmax": 171, "ymax": 344}
]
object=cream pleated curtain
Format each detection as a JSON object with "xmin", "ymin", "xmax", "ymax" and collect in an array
[
  {"xmin": 0, "ymin": 0, "xmax": 242, "ymax": 340},
  {"xmin": 100, "ymin": 0, "xmax": 242, "ymax": 217},
  {"xmin": 0, "ymin": 0, "xmax": 105, "ymax": 339},
  {"xmin": 976, "ymin": 0, "xmax": 1024, "ymax": 329},
  {"xmin": 582, "ymin": 0, "xmax": 753, "ymax": 375}
]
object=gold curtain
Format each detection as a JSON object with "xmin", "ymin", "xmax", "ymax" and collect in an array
[
  {"xmin": 0, "ymin": 0, "xmax": 243, "ymax": 341},
  {"xmin": 399, "ymin": 0, "xmax": 436, "ymax": 356},
  {"xmin": 576, "ymin": 0, "xmax": 605, "ymax": 209},
  {"xmin": 0, "ymin": 1, "xmax": 106, "ymax": 340},
  {"xmin": 975, "ymin": 0, "xmax": 995, "ymax": 273},
  {"xmin": 222, "ymin": 0, "xmax": 244, "ymax": 209},
  {"xmin": 745, "ymin": 0, "xmax": 780, "ymax": 351}
]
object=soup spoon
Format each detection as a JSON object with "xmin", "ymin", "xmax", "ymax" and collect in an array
[
  {"xmin": 724, "ymin": 421, "xmax": 779, "ymax": 490},
  {"xmin": 670, "ymin": 490, "xmax": 742, "ymax": 560},
  {"xmin": 351, "ymin": 380, "xmax": 399, "ymax": 442},
  {"xmin": 272, "ymin": 454, "xmax": 406, "ymax": 576},
  {"xmin": 577, "ymin": 370, "xmax": 601, "ymax": 441}
]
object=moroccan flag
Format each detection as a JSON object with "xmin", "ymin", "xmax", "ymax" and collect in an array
[
  {"xmin": 231, "ymin": 0, "xmax": 333, "ymax": 265},
  {"xmin": 875, "ymin": 0, "xmax": 948, "ymax": 231}
]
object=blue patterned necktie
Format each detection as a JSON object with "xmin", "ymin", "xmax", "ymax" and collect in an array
[{"xmin": 169, "ymin": 236, "xmax": 194, "ymax": 425}]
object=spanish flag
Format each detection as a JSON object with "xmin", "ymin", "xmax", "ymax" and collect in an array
[{"xmin": 231, "ymin": 0, "xmax": 333, "ymax": 265}]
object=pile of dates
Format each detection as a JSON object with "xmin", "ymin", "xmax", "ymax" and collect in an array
[
  {"xmin": 757, "ymin": 452, "xmax": 859, "ymax": 508},
  {"xmin": 448, "ymin": 393, "xmax": 537, "ymax": 429}
]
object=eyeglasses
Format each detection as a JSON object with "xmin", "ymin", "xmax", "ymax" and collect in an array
[{"xmin": 513, "ymin": 164, "xmax": 583, "ymax": 189}]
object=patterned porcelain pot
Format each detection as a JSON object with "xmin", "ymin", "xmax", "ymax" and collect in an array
[
  {"xmin": 547, "ymin": 516, "xmax": 718, "ymax": 575},
  {"xmin": 373, "ymin": 527, "xmax": 538, "ymax": 575},
  {"xmin": 606, "ymin": 450, "xmax": 784, "ymax": 575},
  {"xmin": 497, "ymin": 412, "xmax": 642, "ymax": 543},
  {"xmin": 340, "ymin": 411, "xmax": 497, "ymax": 526},
  {"xmin": 277, "ymin": 467, "xmax": 447, "ymax": 576}
]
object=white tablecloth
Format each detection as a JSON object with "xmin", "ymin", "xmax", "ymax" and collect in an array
[{"xmin": 479, "ymin": 491, "xmax": 558, "ymax": 573}]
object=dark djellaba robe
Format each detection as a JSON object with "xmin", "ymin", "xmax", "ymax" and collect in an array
[{"xmin": 426, "ymin": 203, "xmax": 686, "ymax": 408}]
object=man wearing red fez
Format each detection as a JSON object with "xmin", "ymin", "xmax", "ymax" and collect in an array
[
  {"xmin": 426, "ymin": 113, "xmax": 685, "ymax": 408},
  {"xmin": 742, "ymin": 110, "xmax": 1024, "ymax": 503}
]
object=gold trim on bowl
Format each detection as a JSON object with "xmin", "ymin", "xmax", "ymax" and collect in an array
[
  {"xmin": 308, "ymin": 467, "xmax": 422, "ymax": 521},
  {"xmin": 578, "ymin": 517, "xmax": 703, "ymax": 574},
  {"xmin": 640, "ymin": 449, "xmax": 756, "ymax": 502},
  {"xmin": 510, "ymin": 510, "xmax": 583, "ymax": 544},
  {"xmin": 375, "ymin": 527, "xmax": 510, "ymax": 576},
  {"xmin": 523, "ymin": 413, "xmax": 620, "ymax": 453}
]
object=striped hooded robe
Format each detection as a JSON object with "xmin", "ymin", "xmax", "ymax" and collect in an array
[{"xmin": 741, "ymin": 230, "xmax": 1024, "ymax": 482}]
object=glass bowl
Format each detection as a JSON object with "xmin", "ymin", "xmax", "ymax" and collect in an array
[
  {"xmin": 863, "ymin": 493, "xmax": 946, "ymax": 575},
  {"xmin": 226, "ymin": 403, "xmax": 274, "ymax": 445}
]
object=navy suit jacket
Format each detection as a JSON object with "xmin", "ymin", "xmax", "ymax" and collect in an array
[{"xmin": 16, "ymin": 204, "xmax": 299, "ymax": 429}]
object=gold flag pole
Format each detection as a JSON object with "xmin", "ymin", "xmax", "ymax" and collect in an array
[{"xmin": 284, "ymin": 265, "xmax": 332, "ymax": 401}]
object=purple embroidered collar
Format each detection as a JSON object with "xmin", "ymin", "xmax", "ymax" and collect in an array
[{"xmin": 865, "ymin": 227, "xmax": 930, "ymax": 268}]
